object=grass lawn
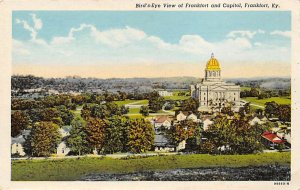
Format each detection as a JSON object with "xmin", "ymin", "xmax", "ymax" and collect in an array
[
  {"xmin": 128, "ymin": 107, "xmax": 140, "ymax": 114},
  {"xmin": 165, "ymin": 95, "xmax": 189, "ymax": 101},
  {"xmin": 11, "ymin": 152, "xmax": 290, "ymax": 181},
  {"xmin": 130, "ymin": 100, "xmax": 149, "ymax": 105},
  {"xmin": 241, "ymin": 87, "xmax": 252, "ymax": 91},
  {"xmin": 242, "ymin": 96, "xmax": 291, "ymax": 107},
  {"xmin": 127, "ymin": 115, "xmax": 144, "ymax": 119},
  {"xmin": 114, "ymin": 99, "xmax": 141, "ymax": 106}
]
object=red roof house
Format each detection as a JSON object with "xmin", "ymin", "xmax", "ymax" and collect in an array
[{"xmin": 262, "ymin": 131, "xmax": 285, "ymax": 144}]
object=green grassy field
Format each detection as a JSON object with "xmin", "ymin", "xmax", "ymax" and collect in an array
[
  {"xmin": 114, "ymin": 99, "xmax": 140, "ymax": 106},
  {"xmin": 128, "ymin": 107, "xmax": 141, "ymax": 114},
  {"xmin": 130, "ymin": 100, "xmax": 149, "ymax": 105},
  {"xmin": 12, "ymin": 152, "xmax": 290, "ymax": 181},
  {"xmin": 127, "ymin": 115, "xmax": 144, "ymax": 119},
  {"xmin": 164, "ymin": 95, "xmax": 190, "ymax": 101},
  {"xmin": 240, "ymin": 87, "xmax": 252, "ymax": 91},
  {"xmin": 242, "ymin": 96, "xmax": 291, "ymax": 107}
]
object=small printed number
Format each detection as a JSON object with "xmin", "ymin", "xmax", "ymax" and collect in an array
[{"xmin": 274, "ymin": 182, "xmax": 289, "ymax": 185}]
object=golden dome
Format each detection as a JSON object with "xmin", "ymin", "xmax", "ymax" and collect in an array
[{"xmin": 206, "ymin": 53, "xmax": 220, "ymax": 71}]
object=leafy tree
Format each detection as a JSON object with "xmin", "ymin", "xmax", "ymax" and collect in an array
[
  {"xmin": 66, "ymin": 117, "xmax": 90, "ymax": 155},
  {"xmin": 277, "ymin": 105, "xmax": 291, "ymax": 122},
  {"xmin": 103, "ymin": 116, "xmax": 129, "ymax": 153},
  {"xmin": 11, "ymin": 111, "xmax": 30, "ymax": 137},
  {"xmin": 56, "ymin": 105, "xmax": 74, "ymax": 125},
  {"xmin": 39, "ymin": 108, "xmax": 60, "ymax": 122},
  {"xmin": 204, "ymin": 114, "xmax": 266, "ymax": 154},
  {"xmin": 265, "ymin": 101, "xmax": 279, "ymax": 118},
  {"xmin": 118, "ymin": 91, "xmax": 127, "ymax": 101},
  {"xmin": 120, "ymin": 105, "xmax": 129, "ymax": 114},
  {"xmin": 221, "ymin": 106, "xmax": 234, "ymax": 116},
  {"xmin": 106, "ymin": 102, "xmax": 122, "ymax": 116},
  {"xmin": 244, "ymin": 103, "xmax": 251, "ymax": 114},
  {"xmin": 201, "ymin": 140, "xmax": 217, "ymax": 154},
  {"xmin": 183, "ymin": 120, "xmax": 202, "ymax": 151},
  {"xmin": 148, "ymin": 96, "xmax": 165, "ymax": 112},
  {"xmin": 255, "ymin": 108, "xmax": 264, "ymax": 115},
  {"xmin": 139, "ymin": 106, "xmax": 149, "ymax": 116},
  {"xmin": 81, "ymin": 102, "xmax": 122, "ymax": 120},
  {"xmin": 166, "ymin": 123, "xmax": 188, "ymax": 145},
  {"xmin": 250, "ymin": 88, "xmax": 260, "ymax": 97},
  {"xmin": 85, "ymin": 117, "xmax": 106, "ymax": 154},
  {"xmin": 26, "ymin": 108, "xmax": 41, "ymax": 123},
  {"xmin": 181, "ymin": 98, "xmax": 199, "ymax": 113},
  {"xmin": 24, "ymin": 121, "xmax": 61, "ymax": 157},
  {"xmin": 81, "ymin": 104, "xmax": 92, "ymax": 120},
  {"xmin": 127, "ymin": 119, "xmax": 154, "ymax": 153}
]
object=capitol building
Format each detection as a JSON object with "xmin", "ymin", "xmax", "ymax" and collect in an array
[{"xmin": 191, "ymin": 54, "xmax": 241, "ymax": 112}]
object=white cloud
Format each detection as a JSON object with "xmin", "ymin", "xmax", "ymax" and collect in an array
[
  {"xmin": 227, "ymin": 29, "xmax": 265, "ymax": 39},
  {"xmin": 270, "ymin": 30, "xmax": 291, "ymax": 38},
  {"xmin": 13, "ymin": 15, "xmax": 289, "ymax": 67},
  {"xmin": 30, "ymin": 13, "xmax": 43, "ymax": 30},
  {"xmin": 13, "ymin": 39, "xmax": 31, "ymax": 56},
  {"xmin": 178, "ymin": 35, "xmax": 214, "ymax": 54},
  {"xmin": 16, "ymin": 18, "xmax": 37, "ymax": 40},
  {"xmin": 16, "ymin": 14, "xmax": 46, "ymax": 46}
]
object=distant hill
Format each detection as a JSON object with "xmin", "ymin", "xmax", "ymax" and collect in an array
[{"xmin": 11, "ymin": 75, "xmax": 291, "ymax": 92}]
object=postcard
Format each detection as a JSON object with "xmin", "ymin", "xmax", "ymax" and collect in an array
[{"xmin": 0, "ymin": 0, "xmax": 300, "ymax": 189}]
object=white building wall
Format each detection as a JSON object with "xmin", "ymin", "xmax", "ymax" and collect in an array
[{"xmin": 11, "ymin": 143, "xmax": 26, "ymax": 156}]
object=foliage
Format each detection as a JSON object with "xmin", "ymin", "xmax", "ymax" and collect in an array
[
  {"xmin": 139, "ymin": 105, "xmax": 149, "ymax": 116},
  {"xmin": 204, "ymin": 114, "xmax": 268, "ymax": 154},
  {"xmin": 81, "ymin": 102, "xmax": 123, "ymax": 120},
  {"xmin": 166, "ymin": 123, "xmax": 188, "ymax": 145},
  {"xmin": 277, "ymin": 105, "xmax": 291, "ymax": 122},
  {"xmin": 181, "ymin": 98, "xmax": 199, "ymax": 113},
  {"xmin": 56, "ymin": 105, "xmax": 74, "ymax": 125},
  {"xmin": 11, "ymin": 111, "xmax": 30, "ymax": 137},
  {"xmin": 184, "ymin": 120, "xmax": 202, "ymax": 151},
  {"xmin": 127, "ymin": 119, "xmax": 154, "ymax": 153},
  {"xmin": 265, "ymin": 101, "xmax": 279, "ymax": 118},
  {"xmin": 238, "ymin": 103, "xmax": 250, "ymax": 116},
  {"xmin": 221, "ymin": 106, "xmax": 234, "ymax": 116},
  {"xmin": 85, "ymin": 117, "xmax": 107, "ymax": 153},
  {"xmin": 148, "ymin": 92, "xmax": 165, "ymax": 112},
  {"xmin": 66, "ymin": 117, "xmax": 90, "ymax": 155},
  {"xmin": 200, "ymin": 140, "xmax": 217, "ymax": 154},
  {"xmin": 120, "ymin": 105, "xmax": 129, "ymax": 114},
  {"xmin": 24, "ymin": 121, "xmax": 61, "ymax": 157},
  {"xmin": 240, "ymin": 88, "xmax": 260, "ymax": 98},
  {"xmin": 103, "ymin": 116, "xmax": 130, "ymax": 154}
]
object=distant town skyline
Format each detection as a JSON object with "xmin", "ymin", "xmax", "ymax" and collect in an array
[{"xmin": 12, "ymin": 11, "xmax": 291, "ymax": 78}]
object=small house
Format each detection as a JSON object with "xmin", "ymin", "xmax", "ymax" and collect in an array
[
  {"xmin": 261, "ymin": 131, "xmax": 285, "ymax": 149},
  {"xmin": 56, "ymin": 140, "xmax": 71, "ymax": 156},
  {"xmin": 154, "ymin": 134, "xmax": 186, "ymax": 152},
  {"xmin": 176, "ymin": 111, "xmax": 187, "ymax": 121},
  {"xmin": 153, "ymin": 116, "xmax": 172, "ymax": 130},
  {"xmin": 11, "ymin": 130, "xmax": 30, "ymax": 156}
]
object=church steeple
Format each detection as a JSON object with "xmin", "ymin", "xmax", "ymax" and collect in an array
[{"xmin": 204, "ymin": 53, "xmax": 221, "ymax": 81}]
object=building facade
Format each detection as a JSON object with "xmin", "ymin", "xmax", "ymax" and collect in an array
[
  {"xmin": 158, "ymin": 90, "xmax": 173, "ymax": 97},
  {"xmin": 191, "ymin": 54, "xmax": 241, "ymax": 112}
]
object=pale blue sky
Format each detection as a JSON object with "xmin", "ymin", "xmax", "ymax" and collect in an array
[
  {"xmin": 13, "ymin": 11, "xmax": 290, "ymax": 43},
  {"xmin": 12, "ymin": 11, "xmax": 291, "ymax": 78}
]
